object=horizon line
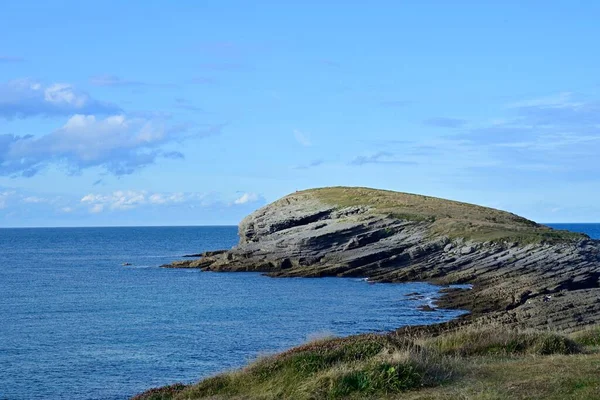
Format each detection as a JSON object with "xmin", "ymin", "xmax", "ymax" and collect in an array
[
  {"xmin": 0, "ymin": 224, "xmax": 239, "ymax": 229},
  {"xmin": 0, "ymin": 222, "xmax": 598, "ymax": 229}
]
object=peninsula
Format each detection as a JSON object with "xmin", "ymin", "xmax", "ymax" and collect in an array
[{"xmin": 139, "ymin": 187, "xmax": 600, "ymax": 399}]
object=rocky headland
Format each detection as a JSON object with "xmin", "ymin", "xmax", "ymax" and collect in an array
[
  {"xmin": 140, "ymin": 187, "xmax": 600, "ymax": 399},
  {"xmin": 163, "ymin": 187, "xmax": 600, "ymax": 332}
]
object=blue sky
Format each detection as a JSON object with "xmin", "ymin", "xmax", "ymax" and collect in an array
[{"xmin": 1, "ymin": 0, "xmax": 599, "ymax": 226}]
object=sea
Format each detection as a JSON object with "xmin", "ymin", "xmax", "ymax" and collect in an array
[{"xmin": 0, "ymin": 223, "xmax": 597, "ymax": 400}]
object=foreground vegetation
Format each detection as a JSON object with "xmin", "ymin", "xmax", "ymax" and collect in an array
[
  {"xmin": 133, "ymin": 325, "xmax": 600, "ymax": 400},
  {"xmin": 303, "ymin": 187, "xmax": 586, "ymax": 244}
]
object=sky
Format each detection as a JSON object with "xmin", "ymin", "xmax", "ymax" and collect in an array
[{"xmin": 1, "ymin": 0, "xmax": 599, "ymax": 227}]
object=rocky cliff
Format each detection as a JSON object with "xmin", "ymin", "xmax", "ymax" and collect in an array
[{"xmin": 164, "ymin": 187, "xmax": 600, "ymax": 332}]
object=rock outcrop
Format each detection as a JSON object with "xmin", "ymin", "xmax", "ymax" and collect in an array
[{"xmin": 163, "ymin": 187, "xmax": 600, "ymax": 332}]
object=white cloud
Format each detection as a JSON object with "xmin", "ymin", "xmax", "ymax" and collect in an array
[
  {"xmin": 80, "ymin": 190, "xmax": 210, "ymax": 213},
  {"xmin": 0, "ymin": 187, "xmax": 266, "ymax": 220},
  {"xmin": 148, "ymin": 192, "xmax": 185, "ymax": 204},
  {"xmin": 81, "ymin": 190, "xmax": 147, "ymax": 211},
  {"xmin": 0, "ymin": 79, "xmax": 120, "ymax": 118},
  {"xmin": 0, "ymin": 191, "xmax": 16, "ymax": 209},
  {"xmin": 0, "ymin": 190, "xmax": 55, "ymax": 210},
  {"xmin": 0, "ymin": 113, "xmax": 194, "ymax": 177},
  {"xmin": 90, "ymin": 204, "xmax": 104, "ymax": 213},
  {"xmin": 234, "ymin": 192, "xmax": 259, "ymax": 205},
  {"xmin": 22, "ymin": 196, "xmax": 46, "ymax": 203},
  {"xmin": 293, "ymin": 129, "xmax": 312, "ymax": 147}
]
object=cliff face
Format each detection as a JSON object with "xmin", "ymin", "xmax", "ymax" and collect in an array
[{"xmin": 165, "ymin": 187, "xmax": 600, "ymax": 332}]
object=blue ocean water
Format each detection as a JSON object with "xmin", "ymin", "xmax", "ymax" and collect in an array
[
  {"xmin": 1, "ymin": 224, "xmax": 596, "ymax": 400},
  {"xmin": 546, "ymin": 223, "xmax": 600, "ymax": 239},
  {"xmin": 0, "ymin": 226, "xmax": 465, "ymax": 400}
]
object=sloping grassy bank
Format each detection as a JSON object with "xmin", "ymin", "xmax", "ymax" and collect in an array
[{"xmin": 133, "ymin": 325, "xmax": 600, "ymax": 399}]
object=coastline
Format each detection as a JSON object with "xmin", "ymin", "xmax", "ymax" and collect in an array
[{"xmin": 135, "ymin": 187, "xmax": 600, "ymax": 399}]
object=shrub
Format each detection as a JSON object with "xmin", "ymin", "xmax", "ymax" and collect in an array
[{"xmin": 326, "ymin": 361, "xmax": 424, "ymax": 397}]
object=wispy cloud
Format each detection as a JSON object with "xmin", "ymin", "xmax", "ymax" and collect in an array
[
  {"xmin": 89, "ymin": 75, "xmax": 177, "ymax": 88},
  {"xmin": 0, "ymin": 188, "xmax": 62, "ymax": 210},
  {"xmin": 294, "ymin": 159, "xmax": 324, "ymax": 170},
  {"xmin": 293, "ymin": 129, "xmax": 312, "ymax": 147},
  {"xmin": 460, "ymin": 93, "xmax": 600, "ymax": 147},
  {"xmin": 174, "ymin": 98, "xmax": 204, "ymax": 112},
  {"xmin": 506, "ymin": 92, "xmax": 576, "ymax": 108},
  {"xmin": 189, "ymin": 77, "xmax": 217, "ymax": 85},
  {"xmin": 0, "ymin": 79, "xmax": 120, "ymax": 118},
  {"xmin": 318, "ymin": 59, "xmax": 341, "ymax": 68},
  {"xmin": 418, "ymin": 92, "xmax": 600, "ymax": 187},
  {"xmin": 423, "ymin": 117, "xmax": 467, "ymax": 128},
  {"xmin": 89, "ymin": 75, "xmax": 146, "ymax": 87},
  {"xmin": 350, "ymin": 151, "xmax": 415, "ymax": 166},
  {"xmin": 0, "ymin": 56, "xmax": 25, "ymax": 63},
  {"xmin": 22, "ymin": 196, "xmax": 46, "ymax": 204}
]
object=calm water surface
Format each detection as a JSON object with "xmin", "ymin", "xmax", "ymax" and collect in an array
[{"xmin": 2, "ymin": 224, "xmax": 596, "ymax": 399}]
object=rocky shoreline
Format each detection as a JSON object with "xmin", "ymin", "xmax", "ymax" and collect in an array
[{"xmin": 162, "ymin": 187, "xmax": 600, "ymax": 332}]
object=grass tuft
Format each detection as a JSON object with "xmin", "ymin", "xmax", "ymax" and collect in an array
[
  {"xmin": 571, "ymin": 326, "xmax": 600, "ymax": 347},
  {"xmin": 424, "ymin": 326, "xmax": 581, "ymax": 357}
]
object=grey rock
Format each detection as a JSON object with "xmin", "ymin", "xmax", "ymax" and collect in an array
[{"xmin": 460, "ymin": 246, "xmax": 473, "ymax": 255}]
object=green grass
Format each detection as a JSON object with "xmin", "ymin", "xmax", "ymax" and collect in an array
[
  {"xmin": 425, "ymin": 326, "xmax": 581, "ymax": 356},
  {"xmin": 290, "ymin": 186, "xmax": 587, "ymax": 244},
  {"xmin": 571, "ymin": 326, "xmax": 600, "ymax": 347},
  {"xmin": 133, "ymin": 326, "xmax": 600, "ymax": 400}
]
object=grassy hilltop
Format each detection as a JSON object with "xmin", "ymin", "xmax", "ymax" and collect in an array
[{"xmin": 298, "ymin": 187, "xmax": 586, "ymax": 244}]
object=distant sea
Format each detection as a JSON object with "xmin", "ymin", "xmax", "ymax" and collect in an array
[
  {"xmin": 546, "ymin": 223, "xmax": 600, "ymax": 239},
  {"xmin": 0, "ymin": 224, "xmax": 597, "ymax": 400}
]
